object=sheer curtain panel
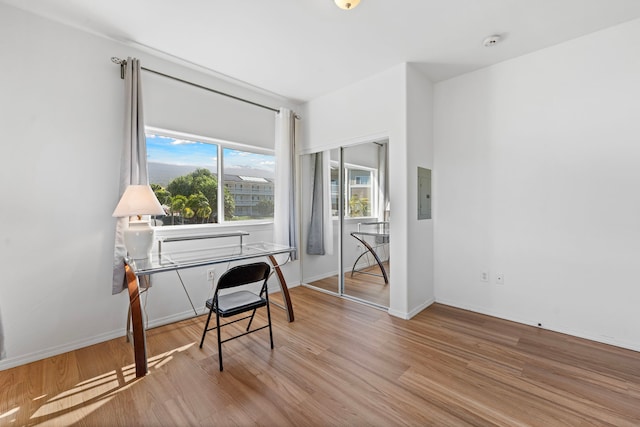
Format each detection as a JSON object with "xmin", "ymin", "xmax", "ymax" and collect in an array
[
  {"xmin": 274, "ymin": 108, "xmax": 298, "ymax": 260},
  {"xmin": 112, "ymin": 57, "xmax": 149, "ymax": 294}
]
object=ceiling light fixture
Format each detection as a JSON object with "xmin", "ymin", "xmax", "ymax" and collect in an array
[{"xmin": 335, "ymin": 0, "xmax": 360, "ymax": 10}]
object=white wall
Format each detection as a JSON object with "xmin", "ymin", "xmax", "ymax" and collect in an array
[
  {"xmin": 301, "ymin": 63, "xmax": 436, "ymax": 318},
  {"xmin": 433, "ymin": 18, "xmax": 640, "ymax": 350},
  {"xmin": 405, "ymin": 65, "xmax": 435, "ymax": 315},
  {"xmin": 0, "ymin": 3, "xmax": 299, "ymax": 370}
]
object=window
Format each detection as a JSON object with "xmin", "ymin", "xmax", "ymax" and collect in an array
[
  {"xmin": 223, "ymin": 148, "xmax": 275, "ymax": 221},
  {"xmin": 330, "ymin": 162, "xmax": 377, "ymax": 218},
  {"xmin": 146, "ymin": 130, "xmax": 275, "ymax": 226}
]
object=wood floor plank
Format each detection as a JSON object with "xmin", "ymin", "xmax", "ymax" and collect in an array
[{"xmin": 2, "ymin": 286, "xmax": 640, "ymax": 426}]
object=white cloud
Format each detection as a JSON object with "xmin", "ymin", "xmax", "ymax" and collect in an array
[{"xmin": 170, "ymin": 139, "xmax": 197, "ymax": 145}]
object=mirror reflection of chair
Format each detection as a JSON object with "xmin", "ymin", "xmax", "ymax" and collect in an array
[{"xmin": 199, "ymin": 262, "xmax": 274, "ymax": 371}]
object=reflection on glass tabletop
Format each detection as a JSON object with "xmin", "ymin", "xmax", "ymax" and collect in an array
[{"xmin": 126, "ymin": 241, "xmax": 294, "ymax": 275}]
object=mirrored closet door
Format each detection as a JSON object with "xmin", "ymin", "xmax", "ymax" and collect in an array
[{"xmin": 300, "ymin": 140, "xmax": 390, "ymax": 308}]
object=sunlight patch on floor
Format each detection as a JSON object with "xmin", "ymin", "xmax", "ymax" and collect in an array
[
  {"xmin": 30, "ymin": 371, "xmax": 119, "ymax": 420},
  {"xmin": 0, "ymin": 342, "xmax": 198, "ymax": 425},
  {"xmin": 149, "ymin": 342, "xmax": 195, "ymax": 371},
  {"xmin": 0, "ymin": 406, "xmax": 20, "ymax": 420}
]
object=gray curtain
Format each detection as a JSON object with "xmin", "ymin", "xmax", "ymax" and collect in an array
[
  {"xmin": 307, "ymin": 152, "xmax": 325, "ymax": 255},
  {"xmin": 274, "ymin": 108, "xmax": 298, "ymax": 260},
  {"xmin": 112, "ymin": 57, "xmax": 149, "ymax": 294}
]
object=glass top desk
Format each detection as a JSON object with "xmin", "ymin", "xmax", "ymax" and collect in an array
[{"xmin": 124, "ymin": 238, "xmax": 296, "ymax": 377}]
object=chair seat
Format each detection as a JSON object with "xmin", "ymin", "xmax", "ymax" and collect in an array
[{"xmin": 206, "ymin": 291, "xmax": 267, "ymax": 317}]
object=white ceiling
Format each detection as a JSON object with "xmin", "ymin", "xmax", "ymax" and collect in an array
[{"xmin": 4, "ymin": 0, "xmax": 640, "ymax": 102}]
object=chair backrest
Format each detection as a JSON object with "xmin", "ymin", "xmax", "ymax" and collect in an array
[{"xmin": 216, "ymin": 262, "xmax": 271, "ymax": 290}]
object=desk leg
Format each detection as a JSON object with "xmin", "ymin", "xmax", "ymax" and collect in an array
[
  {"xmin": 268, "ymin": 255, "xmax": 294, "ymax": 322},
  {"xmin": 125, "ymin": 264, "xmax": 148, "ymax": 378}
]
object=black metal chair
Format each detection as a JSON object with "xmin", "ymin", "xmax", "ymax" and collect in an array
[{"xmin": 199, "ymin": 262, "xmax": 274, "ymax": 371}]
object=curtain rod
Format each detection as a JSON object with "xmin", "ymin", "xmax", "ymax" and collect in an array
[{"xmin": 111, "ymin": 57, "xmax": 280, "ymax": 114}]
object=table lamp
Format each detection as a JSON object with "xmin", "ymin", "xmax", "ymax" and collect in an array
[{"xmin": 113, "ymin": 184, "xmax": 165, "ymax": 259}]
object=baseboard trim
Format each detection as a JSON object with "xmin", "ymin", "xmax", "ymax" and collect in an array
[
  {"xmin": 0, "ymin": 328, "xmax": 127, "ymax": 371},
  {"xmin": 388, "ymin": 297, "xmax": 435, "ymax": 320}
]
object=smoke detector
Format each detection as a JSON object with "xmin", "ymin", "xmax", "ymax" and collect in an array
[{"xmin": 483, "ymin": 35, "xmax": 502, "ymax": 47}]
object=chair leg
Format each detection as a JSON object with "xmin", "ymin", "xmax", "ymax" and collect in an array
[
  {"xmin": 266, "ymin": 296, "xmax": 274, "ymax": 349},
  {"xmin": 246, "ymin": 309, "xmax": 257, "ymax": 331},
  {"xmin": 216, "ymin": 311, "xmax": 223, "ymax": 371},
  {"xmin": 199, "ymin": 308, "xmax": 214, "ymax": 348}
]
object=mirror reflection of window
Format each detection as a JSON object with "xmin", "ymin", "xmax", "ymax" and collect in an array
[
  {"xmin": 347, "ymin": 168, "xmax": 374, "ymax": 218},
  {"xmin": 330, "ymin": 163, "xmax": 377, "ymax": 219},
  {"xmin": 331, "ymin": 165, "xmax": 339, "ymax": 216}
]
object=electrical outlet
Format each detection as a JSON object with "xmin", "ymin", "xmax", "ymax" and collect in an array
[
  {"xmin": 480, "ymin": 271, "xmax": 489, "ymax": 282},
  {"xmin": 207, "ymin": 268, "xmax": 216, "ymax": 281},
  {"xmin": 496, "ymin": 273, "xmax": 504, "ymax": 285}
]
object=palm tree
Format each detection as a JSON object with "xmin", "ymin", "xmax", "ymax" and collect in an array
[
  {"xmin": 186, "ymin": 192, "xmax": 211, "ymax": 224},
  {"xmin": 170, "ymin": 195, "xmax": 187, "ymax": 225}
]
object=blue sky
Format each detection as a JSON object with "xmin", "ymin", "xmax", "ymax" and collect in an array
[{"xmin": 147, "ymin": 134, "xmax": 275, "ymax": 176}]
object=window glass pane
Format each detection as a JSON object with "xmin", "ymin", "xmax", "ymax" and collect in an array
[
  {"xmin": 223, "ymin": 148, "xmax": 275, "ymax": 221},
  {"xmin": 347, "ymin": 168, "xmax": 373, "ymax": 218},
  {"xmin": 147, "ymin": 133, "xmax": 219, "ymax": 225},
  {"xmin": 330, "ymin": 164, "xmax": 376, "ymax": 218},
  {"xmin": 330, "ymin": 166, "xmax": 339, "ymax": 216}
]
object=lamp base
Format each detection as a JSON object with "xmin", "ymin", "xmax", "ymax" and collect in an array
[{"xmin": 124, "ymin": 220, "xmax": 155, "ymax": 260}]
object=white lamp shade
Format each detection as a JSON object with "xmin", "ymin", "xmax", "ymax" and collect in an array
[
  {"xmin": 335, "ymin": 0, "xmax": 360, "ymax": 10},
  {"xmin": 112, "ymin": 185, "xmax": 165, "ymax": 218}
]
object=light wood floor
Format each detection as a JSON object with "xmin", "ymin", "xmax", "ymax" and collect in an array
[
  {"xmin": 2, "ymin": 286, "xmax": 640, "ymax": 426},
  {"xmin": 307, "ymin": 261, "xmax": 390, "ymax": 307}
]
